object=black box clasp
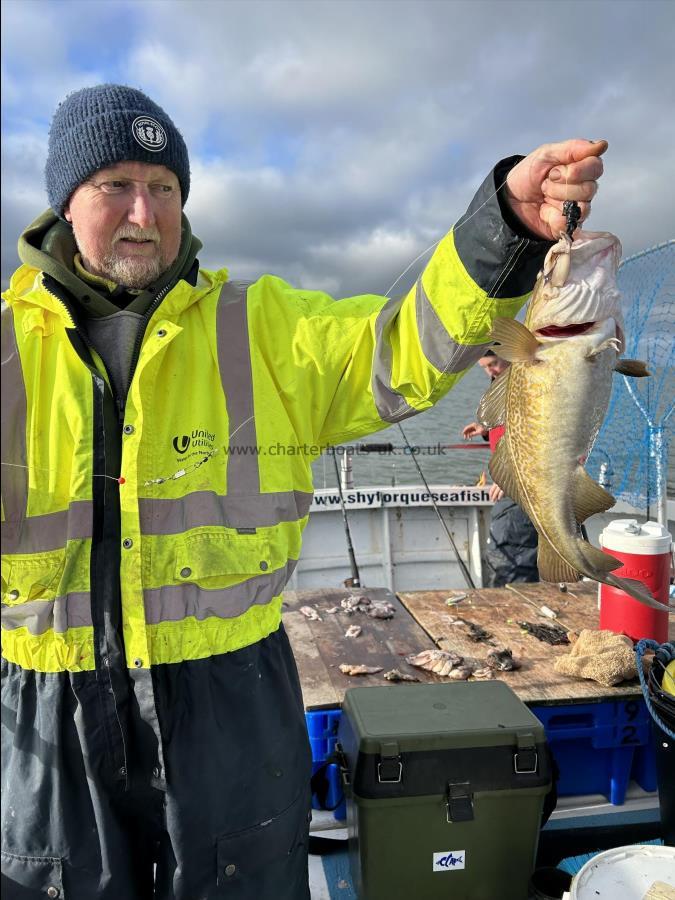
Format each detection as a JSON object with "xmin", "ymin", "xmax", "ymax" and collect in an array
[
  {"xmin": 446, "ymin": 781, "xmax": 474, "ymax": 823},
  {"xmin": 514, "ymin": 731, "xmax": 538, "ymax": 774},
  {"xmin": 377, "ymin": 740, "xmax": 402, "ymax": 783}
]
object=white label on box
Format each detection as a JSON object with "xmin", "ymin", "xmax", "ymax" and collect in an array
[{"xmin": 433, "ymin": 851, "xmax": 466, "ymax": 871}]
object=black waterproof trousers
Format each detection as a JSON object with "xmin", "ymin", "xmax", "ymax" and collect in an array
[
  {"xmin": 485, "ymin": 497, "xmax": 540, "ymax": 587},
  {"xmin": 1, "ymin": 625, "xmax": 312, "ymax": 900}
]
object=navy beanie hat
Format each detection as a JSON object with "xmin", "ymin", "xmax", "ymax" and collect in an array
[{"xmin": 45, "ymin": 84, "xmax": 190, "ymax": 219}]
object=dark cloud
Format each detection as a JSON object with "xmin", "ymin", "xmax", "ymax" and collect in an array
[{"xmin": 2, "ymin": 0, "xmax": 674, "ymax": 295}]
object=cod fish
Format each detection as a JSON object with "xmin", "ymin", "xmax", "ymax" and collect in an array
[{"xmin": 479, "ymin": 230, "xmax": 666, "ymax": 610}]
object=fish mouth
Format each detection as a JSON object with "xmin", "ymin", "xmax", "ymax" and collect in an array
[{"xmin": 535, "ymin": 321, "xmax": 596, "ymax": 338}]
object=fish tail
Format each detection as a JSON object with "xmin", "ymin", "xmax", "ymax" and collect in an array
[
  {"xmin": 577, "ymin": 540, "xmax": 670, "ymax": 611},
  {"xmin": 602, "ymin": 573, "xmax": 671, "ymax": 611}
]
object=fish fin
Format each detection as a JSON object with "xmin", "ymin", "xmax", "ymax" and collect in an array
[
  {"xmin": 488, "ymin": 439, "xmax": 522, "ymax": 504},
  {"xmin": 572, "ymin": 467, "xmax": 616, "ymax": 523},
  {"xmin": 578, "ymin": 542, "xmax": 624, "ymax": 575},
  {"xmin": 489, "ymin": 318, "xmax": 540, "ymax": 363},
  {"xmin": 537, "ymin": 539, "xmax": 580, "ymax": 584},
  {"xmin": 614, "ymin": 359, "xmax": 651, "ymax": 377},
  {"xmin": 477, "ymin": 368, "xmax": 509, "ymax": 427},
  {"xmin": 603, "ymin": 574, "xmax": 672, "ymax": 611}
]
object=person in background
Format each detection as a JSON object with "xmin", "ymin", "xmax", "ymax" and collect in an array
[{"xmin": 462, "ymin": 350, "xmax": 540, "ymax": 586}]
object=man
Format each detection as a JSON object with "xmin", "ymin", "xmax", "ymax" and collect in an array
[
  {"xmin": 463, "ymin": 350, "xmax": 540, "ymax": 586},
  {"xmin": 1, "ymin": 84, "xmax": 606, "ymax": 899}
]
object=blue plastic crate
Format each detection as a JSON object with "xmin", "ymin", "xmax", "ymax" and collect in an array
[
  {"xmin": 306, "ymin": 709, "xmax": 346, "ymax": 820},
  {"xmin": 631, "ymin": 728, "xmax": 659, "ymax": 794},
  {"xmin": 530, "ymin": 698, "xmax": 656, "ymax": 805}
]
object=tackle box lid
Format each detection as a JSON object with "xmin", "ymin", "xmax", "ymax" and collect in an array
[{"xmin": 341, "ymin": 682, "xmax": 546, "ymax": 754}]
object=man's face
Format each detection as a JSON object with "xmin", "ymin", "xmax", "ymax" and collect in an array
[
  {"xmin": 64, "ymin": 161, "xmax": 182, "ymax": 290},
  {"xmin": 478, "ymin": 355, "xmax": 509, "ymax": 379}
]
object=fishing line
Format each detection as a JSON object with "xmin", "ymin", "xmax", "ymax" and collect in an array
[
  {"xmin": 384, "ymin": 168, "xmax": 514, "ymax": 299},
  {"xmin": 384, "ymin": 147, "xmax": 573, "ymax": 300},
  {"xmin": 330, "ymin": 449, "xmax": 362, "ymax": 587},
  {"xmin": 388, "ymin": 151, "xmax": 573, "ymax": 389},
  {"xmin": 2, "ymin": 461, "xmax": 126, "ymax": 485},
  {"xmin": 1, "ymin": 415, "xmax": 253, "ymax": 488},
  {"xmin": 396, "ymin": 421, "xmax": 476, "ymax": 590}
]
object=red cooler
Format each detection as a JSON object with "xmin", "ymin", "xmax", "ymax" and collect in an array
[{"xmin": 598, "ymin": 519, "xmax": 672, "ymax": 642}]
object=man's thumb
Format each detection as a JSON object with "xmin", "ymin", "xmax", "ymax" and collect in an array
[{"xmin": 568, "ymin": 138, "xmax": 609, "ymax": 162}]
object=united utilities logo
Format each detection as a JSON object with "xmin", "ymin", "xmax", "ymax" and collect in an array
[
  {"xmin": 432, "ymin": 851, "xmax": 465, "ymax": 872},
  {"xmin": 172, "ymin": 429, "xmax": 216, "ymax": 459},
  {"xmin": 173, "ymin": 435, "xmax": 190, "ymax": 454}
]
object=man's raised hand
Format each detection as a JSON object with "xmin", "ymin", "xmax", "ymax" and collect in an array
[{"xmin": 505, "ymin": 139, "xmax": 608, "ymax": 241}]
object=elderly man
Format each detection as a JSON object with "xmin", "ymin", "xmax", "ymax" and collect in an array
[{"xmin": 1, "ymin": 84, "xmax": 606, "ymax": 899}]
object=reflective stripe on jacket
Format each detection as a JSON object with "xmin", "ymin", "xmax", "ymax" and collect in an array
[{"xmin": 2, "ymin": 169, "xmax": 548, "ymax": 675}]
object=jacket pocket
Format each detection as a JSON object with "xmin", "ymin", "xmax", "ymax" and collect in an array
[
  {"xmin": 1, "ymin": 552, "xmax": 69, "ymax": 637},
  {"xmin": 174, "ymin": 531, "xmax": 279, "ymax": 588},
  {"xmin": 2, "ymin": 551, "xmax": 66, "ymax": 606},
  {"xmin": 216, "ymin": 791, "xmax": 309, "ymax": 895},
  {"xmin": 1, "ymin": 851, "xmax": 64, "ymax": 899}
]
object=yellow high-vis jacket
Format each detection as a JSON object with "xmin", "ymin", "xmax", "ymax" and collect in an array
[{"xmin": 1, "ymin": 164, "xmax": 547, "ymax": 676}]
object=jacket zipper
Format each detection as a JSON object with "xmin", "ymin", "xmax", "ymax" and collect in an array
[
  {"xmin": 120, "ymin": 283, "xmax": 173, "ymax": 424},
  {"xmin": 40, "ymin": 275, "xmax": 118, "ymax": 457},
  {"xmin": 41, "ymin": 275, "xmax": 173, "ymax": 425}
]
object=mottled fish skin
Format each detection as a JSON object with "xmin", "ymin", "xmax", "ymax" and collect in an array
[{"xmin": 504, "ymin": 320, "xmax": 615, "ymax": 565}]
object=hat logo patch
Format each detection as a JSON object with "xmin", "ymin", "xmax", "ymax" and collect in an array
[{"xmin": 132, "ymin": 116, "xmax": 167, "ymax": 152}]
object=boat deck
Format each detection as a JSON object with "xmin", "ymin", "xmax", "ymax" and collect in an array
[{"xmin": 283, "ymin": 580, "xmax": 666, "ymax": 708}]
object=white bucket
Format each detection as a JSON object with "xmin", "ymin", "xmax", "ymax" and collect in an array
[{"xmin": 564, "ymin": 844, "xmax": 675, "ymax": 899}]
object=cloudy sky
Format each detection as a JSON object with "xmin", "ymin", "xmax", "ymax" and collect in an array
[{"xmin": 2, "ymin": 0, "xmax": 674, "ymax": 296}]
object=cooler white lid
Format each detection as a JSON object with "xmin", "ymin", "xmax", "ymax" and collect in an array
[{"xmin": 600, "ymin": 518, "xmax": 672, "ymax": 555}]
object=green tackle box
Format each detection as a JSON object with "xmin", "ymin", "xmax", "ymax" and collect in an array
[{"xmin": 338, "ymin": 681, "xmax": 552, "ymax": 900}]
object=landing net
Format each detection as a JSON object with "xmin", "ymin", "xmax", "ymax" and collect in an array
[{"xmin": 587, "ymin": 240, "xmax": 675, "ymax": 514}]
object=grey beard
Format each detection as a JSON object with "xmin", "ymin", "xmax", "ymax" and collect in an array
[{"xmin": 99, "ymin": 251, "xmax": 165, "ymax": 290}]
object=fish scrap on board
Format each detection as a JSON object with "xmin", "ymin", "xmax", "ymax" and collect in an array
[
  {"xmin": 479, "ymin": 230, "xmax": 669, "ymax": 611},
  {"xmin": 299, "ymin": 605, "xmax": 322, "ymax": 621},
  {"xmin": 405, "ymin": 649, "xmax": 466, "ymax": 678},
  {"xmin": 339, "ymin": 664, "xmax": 383, "ymax": 676},
  {"xmin": 383, "ymin": 669, "xmax": 420, "ymax": 682},
  {"xmin": 486, "ymin": 648, "xmax": 520, "ymax": 671},
  {"xmin": 340, "ymin": 594, "xmax": 396, "ymax": 618}
]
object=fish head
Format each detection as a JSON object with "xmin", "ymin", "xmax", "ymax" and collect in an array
[{"xmin": 525, "ymin": 231, "xmax": 625, "ymax": 351}]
